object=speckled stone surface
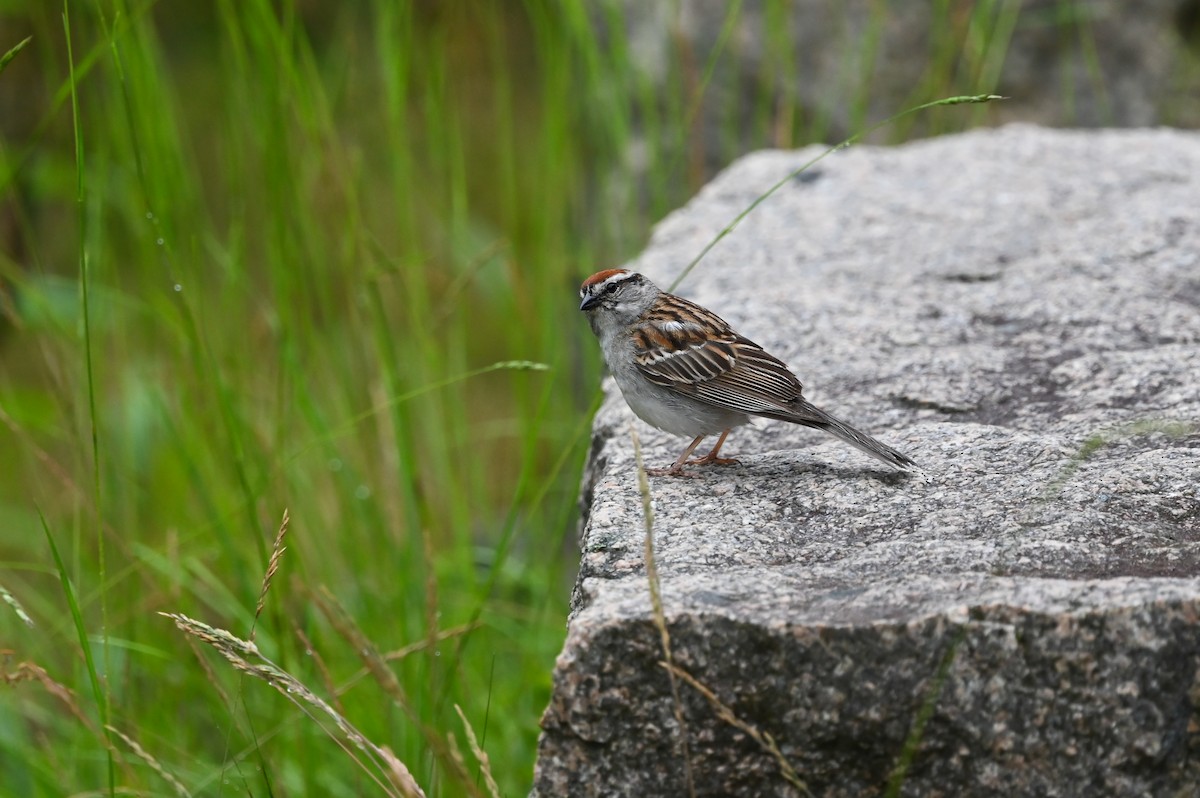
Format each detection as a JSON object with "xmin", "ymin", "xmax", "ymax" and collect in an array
[{"xmin": 534, "ymin": 126, "xmax": 1200, "ymax": 798}]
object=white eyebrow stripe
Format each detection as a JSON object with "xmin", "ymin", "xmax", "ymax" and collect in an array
[{"xmin": 604, "ymin": 276, "xmax": 633, "ymax": 290}]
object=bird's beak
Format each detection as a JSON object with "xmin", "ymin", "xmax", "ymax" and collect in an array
[{"xmin": 579, "ymin": 293, "xmax": 598, "ymax": 311}]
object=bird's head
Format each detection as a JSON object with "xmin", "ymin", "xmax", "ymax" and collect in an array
[{"xmin": 578, "ymin": 269, "xmax": 660, "ymax": 328}]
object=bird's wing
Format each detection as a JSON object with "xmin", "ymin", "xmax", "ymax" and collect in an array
[{"xmin": 632, "ymin": 297, "xmax": 804, "ymax": 417}]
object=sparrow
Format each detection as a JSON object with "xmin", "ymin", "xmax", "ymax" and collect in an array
[{"xmin": 579, "ymin": 268, "xmax": 915, "ymax": 476}]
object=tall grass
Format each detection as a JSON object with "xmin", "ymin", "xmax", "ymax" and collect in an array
[{"xmin": 0, "ymin": 1, "xmax": 1157, "ymax": 794}]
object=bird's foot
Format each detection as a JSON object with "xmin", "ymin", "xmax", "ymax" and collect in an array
[
  {"xmin": 644, "ymin": 465, "xmax": 704, "ymax": 478},
  {"xmin": 688, "ymin": 453, "xmax": 741, "ymax": 467}
]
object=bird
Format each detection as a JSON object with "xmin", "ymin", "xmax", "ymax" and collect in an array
[{"xmin": 578, "ymin": 268, "xmax": 915, "ymax": 477}]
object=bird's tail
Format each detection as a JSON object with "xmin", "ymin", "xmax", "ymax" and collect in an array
[{"xmin": 784, "ymin": 398, "xmax": 916, "ymax": 470}]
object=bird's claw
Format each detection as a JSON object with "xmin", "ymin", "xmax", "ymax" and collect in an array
[
  {"xmin": 644, "ymin": 466, "xmax": 704, "ymax": 478},
  {"xmin": 687, "ymin": 454, "xmax": 740, "ymax": 467}
]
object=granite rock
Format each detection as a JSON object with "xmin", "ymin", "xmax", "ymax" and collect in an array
[{"xmin": 534, "ymin": 126, "xmax": 1200, "ymax": 797}]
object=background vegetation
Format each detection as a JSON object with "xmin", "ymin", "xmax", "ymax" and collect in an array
[{"xmin": 1, "ymin": 1, "xmax": 1196, "ymax": 795}]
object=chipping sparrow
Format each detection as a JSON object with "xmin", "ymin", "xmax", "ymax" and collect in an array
[{"xmin": 579, "ymin": 268, "xmax": 915, "ymax": 477}]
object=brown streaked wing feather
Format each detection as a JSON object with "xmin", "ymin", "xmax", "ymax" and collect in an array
[
  {"xmin": 632, "ymin": 294, "xmax": 805, "ymax": 416},
  {"xmin": 632, "ymin": 305, "xmax": 739, "ymax": 385},
  {"xmin": 688, "ymin": 337, "xmax": 803, "ymax": 415}
]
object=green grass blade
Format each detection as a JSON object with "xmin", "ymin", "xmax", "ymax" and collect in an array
[
  {"xmin": 62, "ymin": 3, "xmax": 115, "ymax": 794},
  {"xmin": 39, "ymin": 508, "xmax": 112, "ymax": 779},
  {"xmin": 0, "ymin": 35, "xmax": 32, "ymax": 74}
]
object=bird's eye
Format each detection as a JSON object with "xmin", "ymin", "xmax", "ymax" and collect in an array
[{"xmin": 603, "ymin": 282, "xmax": 618, "ymax": 295}]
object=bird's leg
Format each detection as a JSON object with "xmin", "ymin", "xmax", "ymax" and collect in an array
[
  {"xmin": 646, "ymin": 434, "xmax": 707, "ymax": 477},
  {"xmin": 689, "ymin": 429, "xmax": 740, "ymax": 466}
]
